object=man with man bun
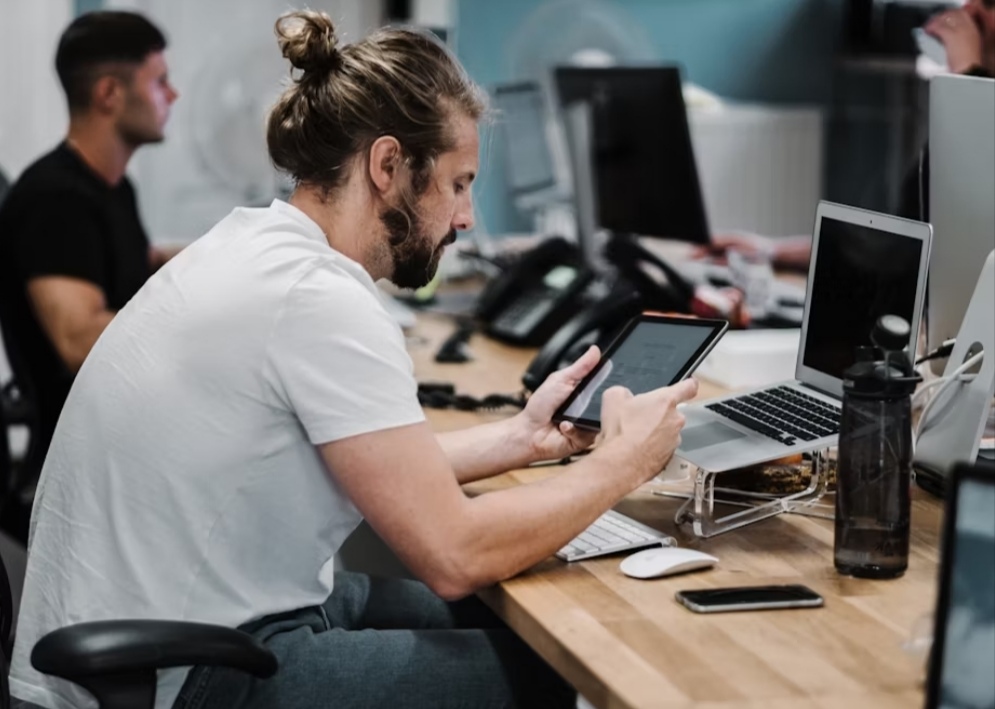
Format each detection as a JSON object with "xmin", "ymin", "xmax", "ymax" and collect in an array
[{"xmin": 10, "ymin": 10, "xmax": 696, "ymax": 708}]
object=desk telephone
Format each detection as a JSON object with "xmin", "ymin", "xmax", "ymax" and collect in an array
[
  {"xmin": 475, "ymin": 237, "xmax": 594, "ymax": 347},
  {"xmin": 475, "ymin": 235, "xmax": 699, "ymax": 392}
]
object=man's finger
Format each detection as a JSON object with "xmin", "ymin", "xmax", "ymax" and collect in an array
[
  {"xmin": 668, "ymin": 377, "xmax": 700, "ymax": 404},
  {"xmin": 557, "ymin": 345, "xmax": 600, "ymax": 383},
  {"xmin": 601, "ymin": 385, "xmax": 633, "ymax": 406},
  {"xmin": 644, "ymin": 377, "xmax": 699, "ymax": 405},
  {"xmin": 560, "ymin": 420, "xmax": 596, "ymax": 446}
]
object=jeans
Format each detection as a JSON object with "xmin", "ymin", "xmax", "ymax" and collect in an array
[{"xmin": 173, "ymin": 571, "xmax": 576, "ymax": 709}]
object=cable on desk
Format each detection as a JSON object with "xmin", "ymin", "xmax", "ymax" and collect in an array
[
  {"xmin": 417, "ymin": 382, "xmax": 526, "ymax": 412},
  {"xmin": 434, "ymin": 320, "xmax": 476, "ymax": 363}
]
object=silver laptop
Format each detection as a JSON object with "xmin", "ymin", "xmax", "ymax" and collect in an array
[{"xmin": 676, "ymin": 201, "xmax": 932, "ymax": 473}]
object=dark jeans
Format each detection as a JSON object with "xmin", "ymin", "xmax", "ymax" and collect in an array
[{"xmin": 173, "ymin": 571, "xmax": 576, "ymax": 709}]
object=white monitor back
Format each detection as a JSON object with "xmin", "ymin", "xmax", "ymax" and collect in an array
[
  {"xmin": 687, "ymin": 104, "xmax": 823, "ymax": 238},
  {"xmin": 928, "ymin": 74, "xmax": 995, "ymax": 358}
]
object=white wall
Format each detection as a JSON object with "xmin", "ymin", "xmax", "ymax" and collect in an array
[
  {"xmin": 106, "ymin": 0, "xmax": 384, "ymax": 243},
  {"xmin": 0, "ymin": 0, "xmax": 72, "ymax": 179}
]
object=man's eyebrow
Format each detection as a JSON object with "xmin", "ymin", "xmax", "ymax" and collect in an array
[{"xmin": 459, "ymin": 171, "xmax": 476, "ymax": 183}]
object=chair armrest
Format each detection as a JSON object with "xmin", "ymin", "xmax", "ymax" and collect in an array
[{"xmin": 31, "ymin": 620, "xmax": 278, "ymax": 681}]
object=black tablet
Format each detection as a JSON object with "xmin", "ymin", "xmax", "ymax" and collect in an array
[{"xmin": 553, "ymin": 313, "xmax": 728, "ymax": 431}]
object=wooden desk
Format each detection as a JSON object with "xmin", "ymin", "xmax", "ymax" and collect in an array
[{"xmin": 409, "ymin": 312, "xmax": 942, "ymax": 709}]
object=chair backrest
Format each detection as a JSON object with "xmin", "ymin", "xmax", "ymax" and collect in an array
[
  {"xmin": 0, "ymin": 391, "xmax": 12, "ymax": 509},
  {"xmin": 1, "ymin": 540, "xmax": 16, "ymax": 709},
  {"xmin": 0, "ymin": 166, "xmax": 10, "ymax": 209}
]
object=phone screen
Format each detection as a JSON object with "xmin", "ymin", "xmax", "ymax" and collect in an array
[
  {"xmin": 676, "ymin": 584, "xmax": 824, "ymax": 613},
  {"xmin": 554, "ymin": 314, "xmax": 728, "ymax": 431}
]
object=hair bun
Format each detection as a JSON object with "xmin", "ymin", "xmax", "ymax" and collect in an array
[{"xmin": 275, "ymin": 10, "xmax": 340, "ymax": 75}]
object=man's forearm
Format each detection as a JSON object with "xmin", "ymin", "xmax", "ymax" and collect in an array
[
  {"xmin": 436, "ymin": 417, "xmax": 536, "ymax": 485},
  {"xmin": 442, "ymin": 439, "xmax": 646, "ymax": 595},
  {"xmin": 54, "ymin": 309, "xmax": 115, "ymax": 372}
]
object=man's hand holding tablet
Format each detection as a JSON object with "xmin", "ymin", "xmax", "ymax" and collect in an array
[{"xmin": 553, "ymin": 314, "xmax": 728, "ymax": 432}]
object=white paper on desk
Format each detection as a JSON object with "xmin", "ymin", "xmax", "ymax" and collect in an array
[{"xmin": 695, "ymin": 329, "xmax": 800, "ymax": 390}]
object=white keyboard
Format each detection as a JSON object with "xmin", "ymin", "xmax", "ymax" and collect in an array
[{"xmin": 556, "ymin": 509, "xmax": 676, "ymax": 562}]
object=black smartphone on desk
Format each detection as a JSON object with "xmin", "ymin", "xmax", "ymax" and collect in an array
[
  {"xmin": 552, "ymin": 313, "xmax": 728, "ymax": 432},
  {"xmin": 676, "ymin": 584, "xmax": 824, "ymax": 613}
]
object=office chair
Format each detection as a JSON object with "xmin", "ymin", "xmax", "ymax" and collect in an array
[
  {"xmin": 0, "ymin": 550, "xmax": 278, "ymax": 709},
  {"xmin": 0, "ymin": 166, "xmax": 9, "ymax": 208},
  {"xmin": 0, "ymin": 330, "xmax": 45, "ymax": 545},
  {"xmin": 0, "ymin": 394, "xmax": 12, "ymax": 515}
]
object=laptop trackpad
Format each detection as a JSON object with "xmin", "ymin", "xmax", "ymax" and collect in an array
[{"xmin": 682, "ymin": 423, "xmax": 747, "ymax": 451}]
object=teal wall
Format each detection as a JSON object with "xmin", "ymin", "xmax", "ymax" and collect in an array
[
  {"xmin": 455, "ymin": 0, "xmax": 844, "ymax": 235},
  {"xmin": 75, "ymin": 0, "xmax": 104, "ymax": 14}
]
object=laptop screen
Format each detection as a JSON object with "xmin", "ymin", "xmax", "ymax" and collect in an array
[
  {"xmin": 932, "ymin": 472, "xmax": 995, "ymax": 708},
  {"xmin": 802, "ymin": 217, "xmax": 923, "ymax": 381}
]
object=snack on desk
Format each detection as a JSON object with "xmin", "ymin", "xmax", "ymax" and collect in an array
[{"xmin": 717, "ymin": 455, "xmax": 837, "ymax": 495}]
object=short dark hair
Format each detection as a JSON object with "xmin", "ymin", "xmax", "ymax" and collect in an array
[{"xmin": 55, "ymin": 11, "xmax": 167, "ymax": 111}]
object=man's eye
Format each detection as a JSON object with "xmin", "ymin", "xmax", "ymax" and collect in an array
[{"xmin": 454, "ymin": 183, "xmax": 466, "ymax": 194}]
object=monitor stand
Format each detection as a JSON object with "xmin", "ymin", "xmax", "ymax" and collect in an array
[{"xmin": 914, "ymin": 250, "xmax": 995, "ymax": 488}]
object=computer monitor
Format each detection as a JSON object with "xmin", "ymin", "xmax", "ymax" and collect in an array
[
  {"xmin": 553, "ymin": 66, "xmax": 710, "ymax": 245},
  {"xmin": 493, "ymin": 82, "xmax": 558, "ymax": 198},
  {"xmin": 927, "ymin": 74, "xmax": 995, "ymax": 363},
  {"xmin": 926, "ymin": 459, "xmax": 995, "ymax": 709}
]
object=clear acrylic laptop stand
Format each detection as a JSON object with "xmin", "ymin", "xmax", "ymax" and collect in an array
[{"xmin": 653, "ymin": 449, "xmax": 833, "ymax": 538}]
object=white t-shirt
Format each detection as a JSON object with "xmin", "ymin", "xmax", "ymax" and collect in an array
[{"xmin": 9, "ymin": 200, "xmax": 425, "ymax": 709}]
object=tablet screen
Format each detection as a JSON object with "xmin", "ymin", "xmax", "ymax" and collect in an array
[{"xmin": 557, "ymin": 316, "xmax": 727, "ymax": 430}]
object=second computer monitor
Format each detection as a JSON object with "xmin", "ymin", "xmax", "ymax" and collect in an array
[
  {"xmin": 493, "ymin": 81, "xmax": 558, "ymax": 197},
  {"xmin": 928, "ymin": 74, "xmax": 995, "ymax": 357},
  {"xmin": 554, "ymin": 65, "xmax": 710, "ymax": 245}
]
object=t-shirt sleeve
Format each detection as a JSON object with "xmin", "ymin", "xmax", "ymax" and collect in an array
[
  {"xmin": 13, "ymin": 190, "xmax": 107, "ymax": 285},
  {"xmin": 265, "ymin": 266, "xmax": 426, "ymax": 445}
]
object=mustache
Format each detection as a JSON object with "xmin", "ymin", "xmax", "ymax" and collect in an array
[{"xmin": 441, "ymin": 229, "xmax": 458, "ymax": 247}]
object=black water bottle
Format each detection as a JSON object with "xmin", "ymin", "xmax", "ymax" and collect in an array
[{"xmin": 834, "ymin": 315, "xmax": 922, "ymax": 579}]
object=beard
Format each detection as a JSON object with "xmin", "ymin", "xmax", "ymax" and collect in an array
[
  {"xmin": 380, "ymin": 200, "xmax": 456, "ymax": 290},
  {"xmin": 117, "ymin": 113, "xmax": 165, "ymax": 147},
  {"xmin": 118, "ymin": 93, "xmax": 166, "ymax": 147}
]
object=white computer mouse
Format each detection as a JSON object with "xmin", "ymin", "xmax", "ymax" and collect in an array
[{"xmin": 619, "ymin": 547, "xmax": 718, "ymax": 580}]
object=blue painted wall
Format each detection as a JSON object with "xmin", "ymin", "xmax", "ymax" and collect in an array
[
  {"xmin": 455, "ymin": 0, "xmax": 844, "ymax": 235},
  {"xmin": 75, "ymin": 0, "xmax": 104, "ymax": 15}
]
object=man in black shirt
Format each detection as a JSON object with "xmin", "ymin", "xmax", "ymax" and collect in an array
[{"xmin": 0, "ymin": 12, "xmax": 178, "ymax": 537}]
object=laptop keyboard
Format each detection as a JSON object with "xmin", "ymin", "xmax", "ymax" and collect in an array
[
  {"xmin": 556, "ymin": 509, "xmax": 675, "ymax": 562},
  {"xmin": 706, "ymin": 385, "xmax": 841, "ymax": 447}
]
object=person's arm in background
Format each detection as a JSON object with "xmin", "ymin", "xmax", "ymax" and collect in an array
[
  {"xmin": 926, "ymin": 3, "xmax": 995, "ymax": 77},
  {"xmin": 14, "ymin": 193, "xmax": 118, "ymax": 372},
  {"xmin": 27, "ymin": 278, "xmax": 114, "ymax": 372},
  {"xmin": 899, "ymin": 2, "xmax": 994, "ymax": 222},
  {"xmin": 692, "ymin": 232, "xmax": 813, "ymax": 271},
  {"xmin": 148, "ymin": 243, "xmax": 185, "ymax": 272}
]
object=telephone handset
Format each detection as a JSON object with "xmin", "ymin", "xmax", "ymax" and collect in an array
[
  {"xmin": 604, "ymin": 235, "xmax": 697, "ymax": 313},
  {"xmin": 476, "ymin": 237, "xmax": 594, "ymax": 347},
  {"xmin": 521, "ymin": 288, "xmax": 641, "ymax": 391},
  {"xmin": 521, "ymin": 235, "xmax": 697, "ymax": 390}
]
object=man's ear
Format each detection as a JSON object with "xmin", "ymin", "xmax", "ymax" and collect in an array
[
  {"xmin": 90, "ymin": 74, "xmax": 124, "ymax": 115},
  {"xmin": 368, "ymin": 136, "xmax": 402, "ymax": 196}
]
